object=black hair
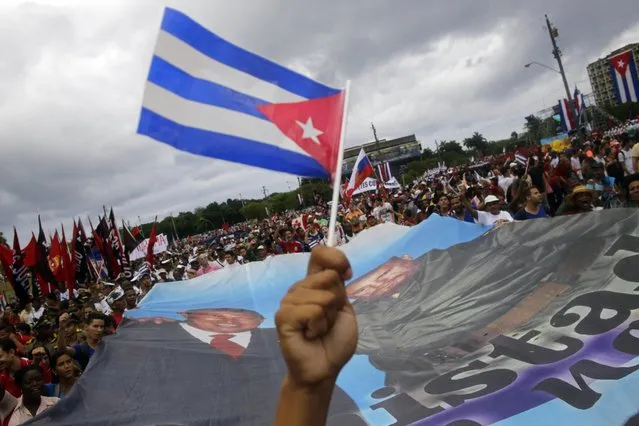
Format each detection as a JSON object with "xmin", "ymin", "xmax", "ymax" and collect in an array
[
  {"xmin": 524, "ymin": 186, "xmax": 539, "ymax": 199},
  {"xmin": 14, "ymin": 364, "xmax": 43, "ymax": 388},
  {"xmin": 29, "ymin": 344, "xmax": 51, "ymax": 362},
  {"xmin": 46, "ymin": 293, "xmax": 58, "ymax": 302},
  {"xmin": 59, "ymin": 300, "xmax": 70, "ymax": 311},
  {"xmin": 15, "ymin": 323, "xmax": 30, "ymax": 334},
  {"xmin": 0, "ymin": 338, "xmax": 16, "ymax": 353},
  {"xmin": 50, "ymin": 350, "xmax": 74, "ymax": 372},
  {"xmin": 85, "ymin": 312, "xmax": 106, "ymax": 326}
]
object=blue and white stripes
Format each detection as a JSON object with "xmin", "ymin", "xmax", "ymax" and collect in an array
[{"xmin": 138, "ymin": 8, "xmax": 339, "ymax": 177}]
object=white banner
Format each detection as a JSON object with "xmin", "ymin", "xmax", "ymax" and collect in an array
[
  {"xmin": 130, "ymin": 233, "xmax": 169, "ymax": 261},
  {"xmin": 352, "ymin": 177, "xmax": 402, "ymax": 195}
]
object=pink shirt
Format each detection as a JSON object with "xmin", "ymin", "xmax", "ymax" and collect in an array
[{"xmin": 196, "ymin": 263, "xmax": 220, "ymax": 277}]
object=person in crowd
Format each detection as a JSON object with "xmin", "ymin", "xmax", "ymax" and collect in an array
[
  {"xmin": 556, "ymin": 185, "xmax": 596, "ymax": 216},
  {"xmin": 223, "ymin": 251, "xmax": 240, "ymax": 268},
  {"xmin": 195, "ymin": 253, "xmax": 220, "ymax": 277},
  {"xmin": 514, "ymin": 186, "xmax": 549, "ymax": 220},
  {"xmin": 106, "ymin": 287, "xmax": 126, "ymax": 327},
  {"xmin": 632, "ymin": 138, "xmax": 639, "ymax": 173},
  {"xmin": 365, "ymin": 215, "xmax": 378, "ymax": 229},
  {"xmin": 624, "ymin": 173, "xmax": 639, "ymax": 208},
  {"xmin": 449, "ymin": 195, "xmax": 474, "ymax": 222},
  {"xmin": 0, "ymin": 339, "xmax": 30, "ymax": 397},
  {"xmin": 306, "ymin": 225, "xmax": 324, "ymax": 250},
  {"xmin": 463, "ymin": 194, "xmax": 514, "ymax": 226},
  {"xmin": 619, "ymin": 139, "xmax": 635, "ymax": 176},
  {"xmin": 69, "ymin": 312, "xmax": 105, "ymax": 371},
  {"xmin": 6, "ymin": 365, "xmax": 59, "ymax": 426},
  {"xmin": 46, "ymin": 351, "xmax": 78, "ymax": 398},
  {"xmin": 279, "ymin": 229, "xmax": 304, "ymax": 254},
  {"xmin": 29, "ymin": 346, "xmax": 52, "ymax": 384},
  {"xmin": 372, "ymin": 198, "xmax": 396, "ymax": 223},
  {"xmin": 18, "ymin": 303, "xmax": 36, "ymax": 326},
  {"xmin": 24, "ymin": 318, "xmax": 57, "ymax": 357}
]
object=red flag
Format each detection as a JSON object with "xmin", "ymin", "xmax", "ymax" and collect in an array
[
  {"xmin": 0, "ymin": 245, "xmax": 14, "ymax": 288},
  {"xmin": 48, "ymin": 231, "xmax": 65, "ymax": 283},
  {"xmin": 23, "ymin": 233, "xmax": 38, "ymax": 268},
  {"xmin": 60, "ymin": 224, "xmax": 75, "ymax": 293},
  {"xmin": 146, "ymin": 220, "xmax": 158, "ymax": 265},
  {"xmin": 131, "ymin": 226, "xmax": 141, "ymax": 238},
  {"xmin": 257, "ymin": 92, "xmax": 346, "ymax": 177}
]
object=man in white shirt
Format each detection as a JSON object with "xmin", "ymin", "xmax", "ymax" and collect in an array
[
  {"xmin": 463, "ymin": 194, "xmax": 514, "ymax": 226},
  {"xmin": 372, "ymin": 198, "xmax": 396, "ymax": 224},
  {"xmin": 619, "ymin": 140, "xmax": 635, "ymax": 176},
  {"xmin": 570, "ymin": 151, "xmax": 583, "ymax": 181},
  {"xmin": 495, "ymin": 168, "xmax": 515, "ymax": 196}
]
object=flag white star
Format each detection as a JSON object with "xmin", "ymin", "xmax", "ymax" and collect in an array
[
  {"xmin": 617, "ymin": 59, "xmax": 625, "ymax": 69},
  {"xmin": 295, "ymin": 117, "xmax": 323, "ymax": 144}
]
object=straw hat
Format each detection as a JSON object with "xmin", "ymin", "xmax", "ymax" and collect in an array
[{"xmin": 567, "ymin": 185, "xmax": 596, "ymax": 199}]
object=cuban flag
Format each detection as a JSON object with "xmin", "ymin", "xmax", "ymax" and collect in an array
[
  {"xmin": 558, "ymin": 98, "xmax": 575, "ymax": 132},
  {"xmin": 609, "ymin": 50, "xmax": 639, "ymax": 104},
  {"xmin": 138, "ymin": 8, "xmax": 346, "ymax": 179},
  {"xmin": 574, "ymin": 86, "xmax": 586, "ymax": 114},
  {"xmin": 376, "ymin": 161, "xmax": 392, "ymax": 182},
  {"xmin": 346, "ymin": 148, "xmax": 374, "ymax": 198}
]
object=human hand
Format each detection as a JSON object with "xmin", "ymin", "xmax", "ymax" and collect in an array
[{"xmin": 275, "ymin": 247, "xmax": 357, "ymax": 388}]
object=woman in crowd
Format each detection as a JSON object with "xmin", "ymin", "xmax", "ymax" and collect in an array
[
  {"xmin": 7, "ymin": 365, "xmax": 59, "ymax": 425},
  {"xmin": 624, "ymin": 174, "xmax": 639, "ymax": 208},
  {"xmin": 46, "ymin": 351, "xmax": 78, "ymax": 398}
]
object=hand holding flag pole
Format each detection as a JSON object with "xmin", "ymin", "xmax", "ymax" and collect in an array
[{"xmin": 326, "ymin": 80, "xmax": 351, "ymax": 247}]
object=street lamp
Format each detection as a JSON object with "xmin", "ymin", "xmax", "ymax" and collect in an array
[{"xmin": 524, "ymin": 62, "xmax": 560, "ymax": 74}]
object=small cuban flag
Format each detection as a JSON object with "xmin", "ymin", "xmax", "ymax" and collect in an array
[{"xmin": 137, "ymin": 8, "xmax": 348, "ymax": 179}]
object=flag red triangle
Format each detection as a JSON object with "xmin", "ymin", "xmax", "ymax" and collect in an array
[{"xmin": 258, "ymin": 92, "xmax": 345, "ymax": 177}]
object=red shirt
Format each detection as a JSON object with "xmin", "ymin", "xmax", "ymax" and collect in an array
[
  {"xmin": 280, "ymin": 240, "xmax": 303, "ymax": 253},
  {"xmin": 112, "ymin": 311, "xmax": 124, "ymax": 327},
  {"xmin": 0, "ymin": 358, "xmax": 30, "ymax": 397}
]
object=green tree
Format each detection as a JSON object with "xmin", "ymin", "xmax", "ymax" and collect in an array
[
  {"xmin": 0, "ymin": 232, "xmax": 6, "ymax": 246},
  {"xmin": 438, "ymin": 140, "xmax": 464, "ymax": 154},
  {"xmin": 510, "ymin": 131, "xmax": 518, "ymax": 140},
  {"xmin": 422, "ymin": 147, "xmax": 435, "ymax": 158},
  {"xmin": 462, "ymin": 132, "xmax": 488, "ymax": 153}
]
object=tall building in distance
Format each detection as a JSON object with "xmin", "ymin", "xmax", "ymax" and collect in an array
[{"xmin": 587, "ymin": 43, "xmax": 639, "ymax": 107}]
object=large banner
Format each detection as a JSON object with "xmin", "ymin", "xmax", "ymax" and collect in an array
[
  {"xmin": 353, "ymin": 177, "xmax": 401, "ymax": 195},
  {"xmin": 129, "ymin": 233, "xmax": 169, "ymax": 261},
  {"xmin": 33, "ymin": 210, "xmax": 639, "ymax": 426}
]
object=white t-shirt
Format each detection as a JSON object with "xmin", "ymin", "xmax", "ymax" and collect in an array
[
  {"xmin": 619, "ymin": 149, "xmax": 635, "ymax": 175},
  {"xmin": 570, "ymin": 157, "xmax": 583, "ymax": 178},
  {"xmin": 373, "ymin": 203, "xmax": 395, "ymax": 223},
  {"xmin": 477, "ymin": 210, "xmax": 514, "ymax": 226},
  {"xmin": 497, "ymin": 176, "xmax": 514, "ymax": 195}
]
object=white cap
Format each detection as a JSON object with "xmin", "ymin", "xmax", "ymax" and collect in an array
[{"xmin": 484, "ymin": 195, "xmax": 499, "ymax": 204}]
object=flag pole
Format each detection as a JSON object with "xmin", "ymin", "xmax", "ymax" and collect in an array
[{"xmin": 327, "ymin": 80, "xmax": 351, "ymax": 247}]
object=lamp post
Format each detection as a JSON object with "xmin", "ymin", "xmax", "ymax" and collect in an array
[
  {"xmin": 524, "ymin": 62, "xmax": 560, "ymax": 74},
  {"xmin": 544, "ymin": 14, "xmax": 578, "ymax": 124}
]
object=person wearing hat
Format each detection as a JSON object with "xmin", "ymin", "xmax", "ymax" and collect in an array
[
  {"xmin": 462, "ymin": 192, "xmax": 513, "ymax": 226},
  {"xmin": 24, "ymin": 318, "xmax": 57, "ymax": 357},
  {"xmin": 555, "ymin": 185, "xmax": 596, "ymax": 216},
  {"xmin": 106, "ymin": 287, "xmax": 126, "ymax": 327}
]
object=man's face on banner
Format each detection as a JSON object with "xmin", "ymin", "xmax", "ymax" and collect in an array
[
  {"xmin": 181, "ymin": 309, "xmax": 264, "ymax": 333},
  {"xmin": 347, "ymin": 258, "xmax": 418, "ymax": 301}
]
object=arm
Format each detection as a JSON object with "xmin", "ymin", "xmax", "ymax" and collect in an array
[
  {"xmin": 274, "ymin": 248, "xmax": 356, "ymax": 426},
  {"xmin": 633, "ymin": 156, "xmax": 638, "ymax": 174}
]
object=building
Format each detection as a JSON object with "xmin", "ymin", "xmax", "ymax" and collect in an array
[
  {"xmin": 342, "ymin": 134, "xmax": 422, "ymax": 176},
  {"xmin": 587, "ymin": 43, "xmax": 639, "ymax": 107}
]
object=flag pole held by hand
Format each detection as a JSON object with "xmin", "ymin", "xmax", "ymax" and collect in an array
[{"xmin": 327, "ymin": 80, "xmax": 351, "ymax": 247}]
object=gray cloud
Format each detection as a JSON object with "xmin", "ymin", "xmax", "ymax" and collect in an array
[{"xmin": 1, "ymin": 0, "xmax": 638, "ymax": 241}]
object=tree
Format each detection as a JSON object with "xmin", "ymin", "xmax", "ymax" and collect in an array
[
  {"xmin": 462, "ymin": 132, "xmax": 488, "ymax": 153},
  {"xmin": 510, "ymin": 131, "xmax": 518, "ymax": 140},
  {"xmin": 524, "ymin": 115, "xmax": 543, "ymax": 143},
  {"xmin": 422, "ymin": 147, "xmax": 435, "ymax": 158},
  {"xmin": 0, "ymin": 232, "xmax": 6, "ymax": 246},
  {"xmin": 438, "ymin": 140, "xmax": 464, "ymax": 154}
]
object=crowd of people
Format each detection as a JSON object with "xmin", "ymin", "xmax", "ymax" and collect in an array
[{"xmin": 0, "ymin": 122, "xmax": 637, "ymax": 424}]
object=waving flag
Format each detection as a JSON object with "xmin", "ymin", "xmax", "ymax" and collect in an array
[
  {"xmin": 346, "ymin": 148, "xmax": 374, "ymax": 198},
  {"xmin": 138, "ymin": 8, "xmax": 346, "ymax": 178},
  {"xmin": 609, "ymin": 50, "xmax": 639, "ymax": 104},
  {"xmin": 558, "ymin": 98, "xmax": 575, "ymax": 132},
  {"xmin": 48, "ymin": 231, "xmax": 65, "ymax": 283},
  {"xmin": 376, "ymin": 161, "xmax": 392, "ymax": 182}
]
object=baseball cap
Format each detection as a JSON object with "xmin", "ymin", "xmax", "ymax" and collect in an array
[{"xmin": 484, "ymin": 195, "xmax": 499, "ymax": 204}]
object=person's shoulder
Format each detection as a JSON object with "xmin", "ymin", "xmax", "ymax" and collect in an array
[{"xmin": 632, "ymin": 144, "xmax": 639, "ymax": 156}]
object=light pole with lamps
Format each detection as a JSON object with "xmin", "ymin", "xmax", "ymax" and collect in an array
[{"xmin": 524, "ymin": 62, "xmax": 560, "ymax": 74}]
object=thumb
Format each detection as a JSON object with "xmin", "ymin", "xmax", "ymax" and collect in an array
[{"xmin": 307, "ymin": 247, "xmax": 352, "ymax": 281}]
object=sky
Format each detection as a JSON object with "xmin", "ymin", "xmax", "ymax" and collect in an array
[{"xmin": 1, "ymin": 0, "xmax": 638, "ymax": 242}]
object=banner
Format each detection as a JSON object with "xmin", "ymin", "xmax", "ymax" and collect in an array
[
  {"xmin": 129, "ymin": 233, "xmax": 169, "ymax": 261},
  {"xmin": 32, "ymin": 210, "xmax": 639, "ymax": 426},
  {"xmin": 352, "ymin": 177, "xmax": 401, "ymax": 195}
]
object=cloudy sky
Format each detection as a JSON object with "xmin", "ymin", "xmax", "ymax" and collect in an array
[{"xmin": 1, "ymin": 0, "xmax": 638, "ymax": 242}]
